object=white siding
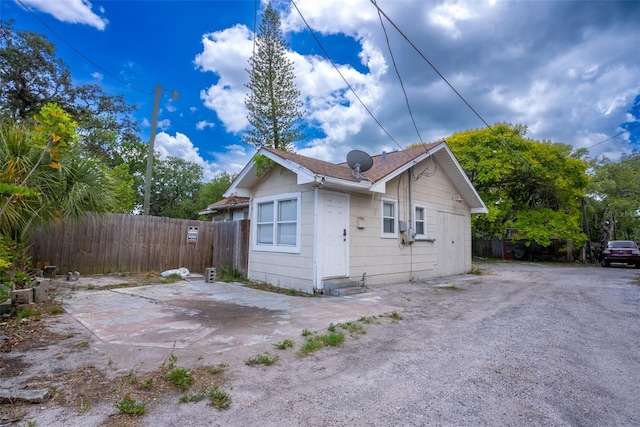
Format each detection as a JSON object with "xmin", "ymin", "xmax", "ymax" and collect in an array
[
  {"xmin": 248, "ymin": 167, "xmax": 316, "ymax": 293},
  {"xmin": 349, "ymin": 157, "xmax": 472, "ymax": 285}
]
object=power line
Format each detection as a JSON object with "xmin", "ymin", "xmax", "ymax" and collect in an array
[
  {"xmin": 586, "ymin": 122, "xmax": 640, "ymax": 150},
  {"xmin": 15, "ymin": 0, "xmax": 153, "ymax": 96},
  {"xmin": 369, "ymin": 0, "xmax": 533, "ymax": 170},
  {"xmin": 290, "ymin": 0, "xmax": 409, "ymax": 157},
  {"xmin": 374, "ymin": 0, "xmax": 424, "ymax": 145}
]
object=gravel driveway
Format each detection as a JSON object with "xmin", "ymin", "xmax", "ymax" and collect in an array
[
  {"xmin": 147, "ymin": 261, "xmax": 640, "ymax": 427},
  {"xmin": 11, "ymin": 261, "xmax": 640, "ymax": 426}
]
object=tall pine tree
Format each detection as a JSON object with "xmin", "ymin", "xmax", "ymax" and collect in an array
[{"xmin": 244, "ymin": 3, "xmax": 304, "ymax": 152}]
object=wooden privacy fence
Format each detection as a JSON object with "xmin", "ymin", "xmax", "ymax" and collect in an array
[
  {"xmin": 28, "ymin": 213, "xmax": 249, "ymax": 276},
  {"xmin": 212, "ymin": 219, "xmax": 250, "ymax": 278}
]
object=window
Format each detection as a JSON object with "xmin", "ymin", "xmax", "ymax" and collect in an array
[
  {"xmin": 414, "ymin": 204, "xmax": 426, "ymax": 239},
  {"xmin": 253, "ymin": 193, "xmax": 301, "ymax": 252},
  {"xmin": 381, "ymin": 199, "xmax": 397, "ymax": 238}
]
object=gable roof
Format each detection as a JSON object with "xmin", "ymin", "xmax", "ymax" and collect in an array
[{"xmin": 225, "ymin": 142, "xmax": 488, "ymax": 214}]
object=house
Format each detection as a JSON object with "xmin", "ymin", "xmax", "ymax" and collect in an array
[
  {"xmin": 224, "ymin": 141, "xmax": 487, "ymax": 294},
  {"xmin": 199, "ymin": 196, "xmax": 249, "ymax": 222}
]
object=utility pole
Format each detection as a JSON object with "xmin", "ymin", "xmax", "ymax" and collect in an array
[
  {"xmin": 143, "ymin": 84, "xmax": 162, "ymax": 216},
  {"xmin": 143, "ymin": 85, "xmax": 178, "ymax": 215}
]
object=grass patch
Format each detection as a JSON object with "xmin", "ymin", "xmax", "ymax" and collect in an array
[
  {"xmin": 386, "ymin": 311, "xmax": 403, "ymax": 322},
  {"xmin": 273, "ymin": 339, "xmax": 294, "ymax": 350},
  {"xmin": 245, "ymin": 351, "xmax": 279, "ymax": 366},
  {"xmin": 220, "ymin": 268, "xmax": 244, "ymax": 282},
  {"xmin": 297, "ymin": 331, "xmax": 345, "ymax": 357},
  {"xmin": 468, "ymin": 266, "xmax": 483, "ymax": 275},
  {"xmin": 438, "ymin": 285, "xmax": 463, "ymax": 291},
  {"xmin": 337, "ymin": 321, "xmax": 366, "ymax": 335},
  {"xmin": 164, "ymin": 368, "xmax": 194, "ymax": 391},
  {"xmin": 301, "ymin": 328, "xmax": 312, "ymax": 336},
  {"xmin": 14, "ymin": 307, "xmax": 41, "ymax": 325},
  {"xmin": 243, "ymin": 281, "xmax": 313, "ymax": 297},
  {"xmin": 208, "ymin": 386, "xmax": 232, "ymax": 409},
  {"xmin": 179, "ymin": 391, "xmax": 206, "ymax": 404},
  {"xmin": 114, "ymin": 395, "xmax": 146, "ymax": 415},
  {"xmin": 358, "ymin": 315, "xmax": 378, "ymax": 324},
  {"xmin": 297, "ymin": 336, "xmax": 324, "ymax": 357},
  {"xmin": 320, "ymin": 331, "xmax": 345, "ymax": 346},
  {"xmin": 47, "ymin": 306, "xmax": 65, "ymax": 315},
  {"xmin": 160, "ymin": 273, "xmax": 183, "ymax": 284}
]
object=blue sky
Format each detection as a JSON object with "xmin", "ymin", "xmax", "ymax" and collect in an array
[{"xmin": 3, "ymin": 0, "xmax": 640, "ymax": 181}]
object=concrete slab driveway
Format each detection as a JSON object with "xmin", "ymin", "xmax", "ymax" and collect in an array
[{"xmin": 62, "ymin": 280, "xmax": 399, "ymax": 364}]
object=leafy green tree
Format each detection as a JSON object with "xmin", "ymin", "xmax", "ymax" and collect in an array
[
  {"xmin": 244, "ymin": 2, "xmax": 304, "ymax": 151},
  {"xmin": 196, "ymin": 171, "xmax": 237, "ymax": 215},
  {"xmin": 149, "ymin": 156, "xmax": 203, "ymax": 219},
  {"xmin": 587, "ymin": 152, "xmax": 640, "ymax": 242},
  {"xmin": 0, "ymin": 20, "xmax": 141, "ymax": 203},
  {"xmin": 0, "ymin": 104, "xmax": 118, "ymax": 239},
  {"xmin": 445, "ymin": 123, "xmax": 589, "ymax": 247}
]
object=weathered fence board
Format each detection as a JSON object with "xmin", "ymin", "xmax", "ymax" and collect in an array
[
  {"xmin": 212, "ymin": 219, "xmax": 250, "ymax": 278},
  {"xmin": 27, "ymin": 213, "xmax": 226, "ymax": 275}
]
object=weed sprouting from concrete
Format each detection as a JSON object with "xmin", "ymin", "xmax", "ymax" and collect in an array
[
  {"xmin": 321, "ymin": 331, "xmax": 345, "ymax": 346},
  {"xmin": 358, "ymin": 316, "xmax": 378, "ymax": 324},
  {"xmin": 338, "ymin": 321, "xmax": 366, "ymax": 336},
  {"xmin": 47, "ymin": 306, "xmax": 65, "ymax": 315},
  {"xmin": 245, "ymin": 352, "xmax": 279, "ymax": 366},
  {"xmin": 208, "ymin": 386, "xmax": 232, "ymax": 409},
  {"xmin": 297, "ymin": 336, "xmax": 324, "ymax": 357},
  {"xmin": 387, "ymin": 311, "xmax": 403, "ymax": 322},
  {"xmin": 273, "ymin": 339, "xmax": 294, "ymax": 350},
  {"xmin": 165, "ymin": 368, "xmax": 193, "ymax": 391},
  {"xmin": 114, "ymin": 395, "xmax": 146, "ymax": 415}
]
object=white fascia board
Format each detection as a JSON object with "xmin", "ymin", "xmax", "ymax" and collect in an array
[
  {"xmin": 223, "ymin": 156, "xmax": 257, "ymax": 198},
  {"xmin": 440, "ymin": 144, "xmax": 488, "ymax": 213},
  {"xmin": 471, "ymin": 207, "xmax": 489, "ymax": 214}
]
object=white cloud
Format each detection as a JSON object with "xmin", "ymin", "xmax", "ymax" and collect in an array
[
  {"xmin": 152, "ymin": 133, "xmax": 252, "ymax": 182},
  {"xmin": 91, "ymin": 71, "xmax": 103, "ymax": 81},
  {"xmin": 196, "ymin": 121, "xmax": 215, "ymax": 130},
  {"xmin": 196, "ymin": 0, "xmax": 640, "ymax": 165},
  {"xmin": 157, "ymin": 119, "xmax": 171, "ymax": 132},
  {"xmin": 428, "ymin": 3, "xmax": 475, "ymax": 38},
  {"xmin": 19, "ymin": 0, "xmax": 108, "ymax": 30},
  {"xmin": 195, "ymin": 25, "xmax": 254, "ymax": 132}
]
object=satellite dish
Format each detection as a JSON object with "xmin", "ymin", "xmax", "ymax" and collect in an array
[{"xmin": 346, "ymin": 150, "xmax": 373, "ymax": 179}]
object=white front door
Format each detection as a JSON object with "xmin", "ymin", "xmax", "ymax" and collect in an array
[{"xmin": 318, "ymin": 191, "xmax": 349, "ymax": 279}]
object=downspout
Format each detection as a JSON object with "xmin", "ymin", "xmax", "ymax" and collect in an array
[
  {"xmin": 312, "ymin": 187, "xmax": 320, "ymax": 293},
  {"xmin": 408, "ymin": 168, "xmax": 413, "ymax": 227}
]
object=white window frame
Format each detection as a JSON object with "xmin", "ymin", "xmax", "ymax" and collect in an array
[
  {"xmin": 413, "ymin": 204, "xmax": 427, "ymax": 240},
  {"xmin": 381, "ymin": 198, "xmax": 398, "ymax": 238},
  {"xmin": 252, "ymin": 192, "xmax": 301, "ymax": 253}
]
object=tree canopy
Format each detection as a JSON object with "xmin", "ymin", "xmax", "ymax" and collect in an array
[
  {"xmin": 0, "ymin": 103, "xmax": 118, "ymax": 240},
  {"xmin": 445, "ymin": 123, "xmax": 589, "ymax": 246},
  {"xmin": 243, "ymin": 3, "xmax": 304, "ymax": 151},
  {"xmin": 586, "ymin": 151, "xmax": 640, "ymax": 242}
]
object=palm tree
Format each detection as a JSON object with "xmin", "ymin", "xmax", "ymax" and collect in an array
[{"xmin": 0, "ymin": 104, "xmax": 117, "ymax": 239}]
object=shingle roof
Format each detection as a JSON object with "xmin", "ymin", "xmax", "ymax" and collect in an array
[
  {"xmin": 199, "ymin": 196, "xmax": 249, "ymax": 215},
  {"xmin": 262, "ymin": 141, "xmax": 442, "ymax": 184}
]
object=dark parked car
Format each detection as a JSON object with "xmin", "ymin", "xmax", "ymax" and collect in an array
[{"xmin": 601, "ymin": 240, "xmax": 640, "ymax": 268}]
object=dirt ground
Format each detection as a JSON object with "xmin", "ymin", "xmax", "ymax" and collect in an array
[{"xmin": 2, "ymin": 262, "xmax": 640, "ymax": 426}]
